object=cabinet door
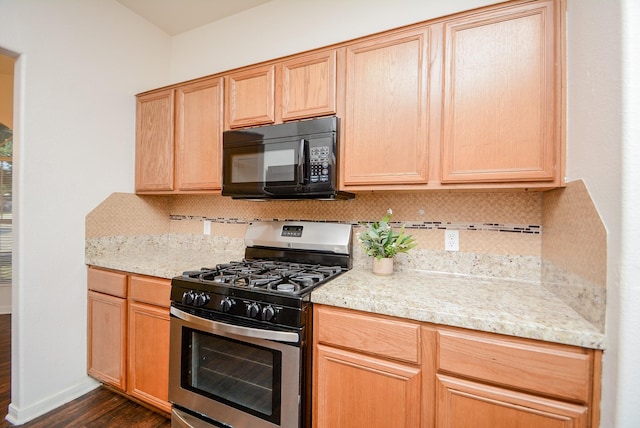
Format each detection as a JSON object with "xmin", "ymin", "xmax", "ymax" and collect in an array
[
  {"xmin": 342, "ymin": 29, "xmax": 430, "ymax": 187},
  {"xmin": 280, "ymin": 49, "xmax": 338, "ymax": 121},
  {"xmin": 441, "ymin": 1, "xmax": 559, "ymax": 183},
  {"xmin": 128, "ymin": 301, "xmax": 171, "ymax": 413},
  {"xmin": 175, "ymin": 77, "xmax": 224, "ymax": 191},
  {"xmin": 87, "ymin": 290, "xmax": 127, "ymax": 391},
  {"xmin": 225, "ymin": 64, "xmax": 275, "ymax": 129},
  {"xmin": 135, "ymin": 89, "xmax": 175, "ymax": 192},
  {"xmin": 314, "ymin": 344, "xmax": 421, "ymax": 428},
  {"xmin": 436, "ymin": 374, "xmax": 588, "ymax": 428}
]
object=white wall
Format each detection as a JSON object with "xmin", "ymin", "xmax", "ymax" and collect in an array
[
  {"xmin": 566, "ymin": 0, "xmax": 639, "ymax": 426},
  {"xmin": 0, "ymin": 0, "xmax": 170, "ymax": 423},
  {"xmin": 616, "ymin": 1, "xmax": 640, "ymax": 425},
  {"xmin": 169, "ymin": 0, "xmax": 508, "ymax": 83}
]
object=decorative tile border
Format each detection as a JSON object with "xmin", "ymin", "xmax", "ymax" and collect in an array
[{"xmin": 169, "ymin": 215, "xmax": 542, "ymax": 234}]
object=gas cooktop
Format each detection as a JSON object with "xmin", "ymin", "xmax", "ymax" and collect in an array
[
  {"xmin": 182, "ymin": 259, "xmax": 345, "ymax": 296},
  {"xmin": 170, "ymin": 221, "xmax": 353, "ymax": 328}
]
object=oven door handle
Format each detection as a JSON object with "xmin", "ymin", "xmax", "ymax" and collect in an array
[
  {"xmin": 170, "ymin": 306, "xmax": 300, "ymax": 343},
  {"xmin": 172, "ymin": 408, "xmax": 212, "ymax": 428}
]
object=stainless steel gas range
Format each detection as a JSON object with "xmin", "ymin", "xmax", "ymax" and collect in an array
[{"xmin": 169, "ymin": 221, "xmax": 352, "ymax": 428}]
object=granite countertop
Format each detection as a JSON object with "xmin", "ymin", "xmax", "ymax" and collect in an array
[
  {"xmin": 86, "ymin": 242, "xmax": 604, "ymax": 350},
  {"xmin": 85, "ymin": 248, "xmax": 237, "ymax": 279},
  {"xmin": 312, "ymin": 269, "xmax": 605, "ymax": 350}
]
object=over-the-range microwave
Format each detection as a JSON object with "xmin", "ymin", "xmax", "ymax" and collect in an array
[{"xmin": 222, "ymin": 116, "xmax": 354, "ymax": 200}]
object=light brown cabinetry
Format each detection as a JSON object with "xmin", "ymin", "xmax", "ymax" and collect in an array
[
  {"xmin": 313, "ymin": 305, "xmax": 422, "ymax": 428},
  {"xmin": 127, "ymin": 275, "xmax": 171, "ymax": 413},
  {"xmin": 435, "ymin": 327, "xmax": 598, "ymax": 428},
  {"xmin": 340, "ymin": 0, "xmax": 564, "ymax": 191},
  {"xmin": 279, "ymin": 49, "xmax": 339, "ymax": 121},
  {"xmin": 225, "ymin": 64, "xmax": 275, "ymax": 129},
  {"xmin": 135, "ymin": 0, "xmax": 565, "ymax": 192},
  {"xmin": 441, "ymin": 0, "xmax": 562, "ymax": 185},
  {"xmin": 174, "ymin": 78, "xmax": 224, "ymax": 191},
  {"xmin": 87, "ymin": 267, "xmax": 128, "ymax": 391},
  {"xmin": 341, "ymin": 29, "xmax": 431, "ymax": 188},
  {"xmin": 225, "ymin": 49, "xmax": 340, "ymax": 129},
  {"xmin": 436, "ymin": 375, "xmax": 588, "ymax": 428},
  {"xmin": 87, "ymin": 267, "xmax": 171, "ymax": 414},
  {"xmin": 135, "ymin": 89, "xmax": 174, "ymax": 192},
  {"xmin": 135, "ymin": 76, "xmax": 223, "ymax": 193},
  {"xmin": 313, "ymin": 305, "xmax": 601, "ymax": 428}
]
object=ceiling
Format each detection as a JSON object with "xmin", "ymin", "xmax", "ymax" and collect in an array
[{"xmin": 115, "ymin": 0, "xmax": 271, "ymax": 36}]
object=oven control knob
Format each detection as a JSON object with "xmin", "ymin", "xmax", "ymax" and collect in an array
[
  {"xmin": 193, "ymin": 292, "xmax": 210, "ymax": 307},
  {"xmin": 246, "ymin": 302, "xmax": 260, "ymax": 318},
  {"xmin": 220, "ymin": 297, "xmax": 234, "ymax": 312},
  {"xmin": 261, "ymin": 305, "xmax": 276, "ymax": 322},
  {"xmin": 182, "ymin": 291, "xmax": 195, "ymax": 305}
]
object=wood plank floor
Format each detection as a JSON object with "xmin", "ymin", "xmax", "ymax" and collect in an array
[{"xmin": 0, "ymin": 314, "xmax": 171, "ymax": 427}]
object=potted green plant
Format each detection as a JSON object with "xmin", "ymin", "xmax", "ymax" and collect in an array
[{"xmin": 358, "ymin": 209, "xmax": 416, "ymax": 276}]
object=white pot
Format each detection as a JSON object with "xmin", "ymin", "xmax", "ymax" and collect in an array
[{"xmin": 372, "ymin": 257, "xmax": 394, "ymax": 276}]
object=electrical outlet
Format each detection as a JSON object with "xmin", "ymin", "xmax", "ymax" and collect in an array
[
  {"xmin": 445, "ymin": 230, "xmax": 459, "ymax": 251},
  {"xmin": 203, "ymin": 220, "xmax": 211, "ymax": 235}
]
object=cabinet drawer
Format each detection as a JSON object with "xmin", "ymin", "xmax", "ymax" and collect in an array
[
  {"xmin": 87, "ymin": 267, "xmax": 127, "ymax": 298},
  {"xmin": 129, "ymin": 275, "xmax": 171, "ymax": 308},
  {"xmin": 437, "ymin": 328, "xmax": 593, "ymax": 402},
  {"xmin": 315, "ymin": 305, "xmax": 420, "ymax": 364}
]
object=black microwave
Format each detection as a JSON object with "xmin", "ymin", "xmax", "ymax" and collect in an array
[{"xmin": 222, "ymin": 116, "xmax": 354, "ymax": 200}]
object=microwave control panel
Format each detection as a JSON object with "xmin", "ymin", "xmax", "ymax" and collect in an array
[{"xmin": 310, "ymin": 146, "xmax": 331, "ymax": 183}]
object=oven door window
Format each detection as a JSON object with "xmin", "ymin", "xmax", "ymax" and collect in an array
[{"xmin": 182, "ymin": 327, "xmax": 282, "ymax": 424}]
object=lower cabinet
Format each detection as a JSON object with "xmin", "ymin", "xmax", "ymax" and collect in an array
[
  {"xmin": 128, "ymin": 301, "xmax": 171, "ymax": 413},
  {"xmin": 313, "ymin": 304, "xmax": 602, "ymax": 428},
  {"xmin": 436, "ymin": 374, "xmax": 588, "ymax": 428},
  {"xmin": 313, "ymin": 305, "xmax": 423, "ymax": 428},
  {"xmin": 315, "ymin": 345, "xmax": 421, "ymax": 428},
  {"xmin": 87, "ymin": 267, "xmax": 128, "ymax": 391},
  {"xmin": 87, "ymin": 289, "xmax": 127, "ymax": 391},
  {"xmin": 87, "ymin": 266, "xmax": 171, "ymax": 414}
]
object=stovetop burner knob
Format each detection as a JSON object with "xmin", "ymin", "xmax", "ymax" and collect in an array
[
  {"xmin": 193, "ymin": 292, "xmax": 210, "ymax": 307},
  {"xmin": 246, "ymin": 302, "xmax": 260, "ymax": 319},
  {"xmin": 220, "ymin": 297, "xmax": 234, "ymax": 313},
  {"xmin": 182, "ymin": 291, "xmax": 195, "ymax": 305},
  {"xmin": 261, "ymin": 305, "xmax": 276, "ymax": 322}
]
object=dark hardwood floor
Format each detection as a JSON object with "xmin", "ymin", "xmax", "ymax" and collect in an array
[{"xmin": 0, "ymin": 314, "xmax": 171, "ymax": 427}]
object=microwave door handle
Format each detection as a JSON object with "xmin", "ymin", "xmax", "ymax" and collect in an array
[
  {"xmin": 298, "ymin": 138, "xmax": 310, "ymax": 185},
  {"xmin": 170, "ymin": 306, "xmax": 299, "ymax": 343}
]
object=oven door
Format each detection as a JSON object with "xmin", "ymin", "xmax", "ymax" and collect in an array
[{"xmin": 169, "ymin": 306, "xmax": 302, "ymax": 428}]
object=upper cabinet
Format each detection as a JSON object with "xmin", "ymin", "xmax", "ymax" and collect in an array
[
  {"xmin": 135, "ymin": 76, "xmax": 223, "ymax": 194},
  {"xmin": 279, "ymin": 49, "xmax": 339, "ymax": 121},
  {"xmin": 135, "ymin": 89, "xmax": 174, "ymax": 192},
  {"xmin": 341, "ymin": 29, "xmax": 431, "ymax": 188},
  {"xmin": 440, "ymin": 0, "xmax": 561, "ymax": 185},
  {"xmin": 135, "ymin": 0, "xmax": 565, "ymax": 194},
  {"xmin": 225, "ymin": 48, "xmax": 341, "ymax": 129},
  {"xmin": 340, "ymin": 0, "xmax": 564, "ymax": 191},
  {"xmin": 175, "ymin": 78, "xmax": 224, "ymax": 191},
  {"xmin": 225, "ymin": 64, "xmax": 275, "ymax": 129}
]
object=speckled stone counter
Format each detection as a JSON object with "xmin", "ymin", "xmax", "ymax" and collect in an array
[
  {"xmin": 85, "ymin": 234, "xmax": 245, "ymax": 279},
  {"xmin": 86, "ymin": 235, "xmax": 605, "ymax": 351},
  {"xmin": 311, "ymin": 269, "xmax": 605, "ymax": 350}
]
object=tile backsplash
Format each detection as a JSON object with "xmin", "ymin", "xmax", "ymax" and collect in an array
[
  {"xmin": 87, "ymin": 190, "xmax": 543, "ymax": 258},
  {"xmin": 542, "ymin": 180, "xmax": 607, "ymax": 330},
  {"xmin": 86, "ymin": 182, "xmax": 606, "ymax": 331}
]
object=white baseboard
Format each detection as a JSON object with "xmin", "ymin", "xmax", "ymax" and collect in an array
[
  {"xmin": 5, "ymin": 378, "xmax": 100, "ymax": 425},
  {"xmin": 0, "ymin": 306, "xmax": 10, "ymax": 315}
]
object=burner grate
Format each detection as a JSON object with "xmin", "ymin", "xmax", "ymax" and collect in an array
[{"xmin": 182, "ymin": 259, "xmax": 344, "ymax": 295}]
